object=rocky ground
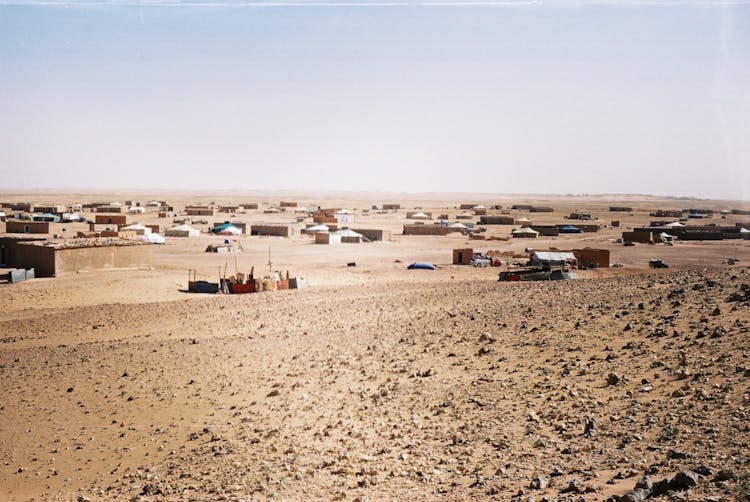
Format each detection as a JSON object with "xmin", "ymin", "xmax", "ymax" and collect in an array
[{"xmin": 1, "ymin": 267, "xmax": 749, "ymax": 501}]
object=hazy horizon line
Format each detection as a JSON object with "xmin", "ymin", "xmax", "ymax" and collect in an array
[{"xmin": 2, "ymin": 186, "xmax": 742, "ymax": 202}]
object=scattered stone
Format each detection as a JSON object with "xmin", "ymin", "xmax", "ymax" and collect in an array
[
  {"xmin": 669, "ymin": 470, "xmax": 699, "ymax": 491},
  {"xmin": 713, "ymin": 469, "xmax": 735, "ymax": 482},
  {"xmin": 529, "ymin": 476, "xmax": 547, "ymax": 490},
  {"xmin": 560, "ymin": 478, "xmax": 583, "ymax": 494},
  {"xmin": 607, "ymin": 373, "xmax": 621, "ymax": 386}
]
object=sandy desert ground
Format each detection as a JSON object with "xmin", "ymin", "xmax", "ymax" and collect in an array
[{"xmin": 1, "ymin": 191, "xmax": 749, "ymax": 501}]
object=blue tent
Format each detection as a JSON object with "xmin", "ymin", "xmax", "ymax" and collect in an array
[
  {"xmin": 407, "ymin": 262, "xmax": 436, "ymax": 270},
  {"xmin": 558, "ymin": 224, "xmax": 582, "ymax": 234},
  {"xmin": 33, "ymin": 213, "xmax": 61, "ymax": 222},
  {"xmin": 211, "ymin": 222, "xmax": 241, "ymax": 235}
]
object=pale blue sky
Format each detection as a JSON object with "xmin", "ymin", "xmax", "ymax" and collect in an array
[{"xmin": 1, "ymin": 1, "xmax": 748, "ymax": 198}]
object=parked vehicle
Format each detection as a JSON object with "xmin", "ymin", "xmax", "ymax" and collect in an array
[
  {"xmin": 648, "ymin": 259, "xmax": 668, "ymax": 268},
  {"xmin": 471, "ymin": 256, "xmax": 491, "ymax": 267}
]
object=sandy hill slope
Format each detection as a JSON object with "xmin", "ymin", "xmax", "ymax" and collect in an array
[{"xmin": 1, "ymin": 268, "xmax": 749, "ymax": 500}]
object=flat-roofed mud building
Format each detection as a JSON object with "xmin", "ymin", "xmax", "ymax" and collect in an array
[{"xmin": 7, "ymin": 238, "xmax": 152, "ymax": 277}]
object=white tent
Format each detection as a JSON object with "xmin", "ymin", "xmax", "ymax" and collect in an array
[
  {"xmin": 146, "ymin": 200, "xmax": 160, "ymax": 207},
  {"xmin": 121, "ymin": 223, "xmax": 151, "ymax": 236},
  {"xmin": 410, "ymin": 211, "xmax": 429, "ymax": 220},
  {"xmin": 140, "ymin": 232, "xmax": 165, "ymax": 244},
  {"xmin": 216, "ymin": 225, "xmax": 242, "ymax": 236},
  {"xmin": 303, "ymin": 224, "xmax": 329, "ymax": 234},
  {"xmin": 129, "ymin": 206, "xmax": 145, "ymax": 214},
  {"xmin": 61, "ymin": 212, "xmax": 81, "ymax": 222},
  {"xmin": 665, "ymin": 221, "xmax": 685, "ymax": 228},
  {"xmin": 516, "ymin": 217, "xmax": 531, "ymax": 223},
  {"xmin": 720, "ymin": 209, "xmax": 731, "ymax": 215},
  {"xmin": 449, "ymin": 222, "xmax": 468, "ymax": 229},
  {"xmin": 165, "ymin": 224, "xmax": 200, "ymax": 237},
  {"xmin": 531, "ymin": 251, "xmax": 576, "ymax": 267},
  {"xmin": 336, "ymin": 228, "xmax": 364, "ymax": 238},
  {"xmin": 335, "ymin": 210, "xmax": 355, "ymax": 224},
  {"xmin": 512, "ymin": 227, "xmax": 539, "ymax": 238},
  {"xmin": 334, "ymin": 228, "xmax": 364, "ymax": 243},
  {"xmin": 740, "ymin": 227, "xmax": 750, "ymax": 239},
  {"xmin": 659, "ymin": 232, "xmax": 676, "ymax": 243}
]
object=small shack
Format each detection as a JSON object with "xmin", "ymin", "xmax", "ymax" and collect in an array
[
  {"xmin": 250, "ymin": 224, "xmax": 292, "ymax": 237},
  {"xmin": 186, "ymin": 206, "xmax": 216, "ymax": 216},
  {"xmin": 573, "ymin": 248, "xmax": 610, "ymax": 268},
  {"xmin": 480, "ymin": 215, "xmax": 514, "ymax": 225},
  {"xmin": 453, "ymin": 248, "xmax": 473, "ymax": 265},
  {"xmin": 95, "ymin": 214, "xmax": 127, "ymax": 226},
  {"xmin": 5, "ymin": 220, "xmax": 51, "ymax": 234}
]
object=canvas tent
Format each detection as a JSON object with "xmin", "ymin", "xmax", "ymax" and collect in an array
[
  {"xmin": 410, "ymin": 211, "xmax": 429, "ymax": 220},
  {"xmin": 512, "ymin": 227, "xmax": 539, "ymax": 238},
  {"xmin": 559, "ymin": 224, "xmax": 582, "ymax": 234},
  {"xmin": 33, "ymin": 213, "xmax": 61, "ymax": 222},
  {"xmin": 211, "ymin": 223, "xmax": 242, "ymax": 235},
  {"xmin": 665, "ymin": 221, "xmax": 685, "ymax": 228},
  {"xmin": 166, "ymin": 224, "xmax": 200, "ymax": 237},
  {"xmin": 303, "ymin": 224, "xmax": 329, "ymax": 234},
  {"xmin": 129, "ymin": 206, "xmax": 145, "ymax": 214},
  {"xmin": 335, "ymin": 228, "xmax": 364, "ymax": 243},
  {"xmin": 659, "ymin": 232, "xmax": 676, "ymax": 244},
  {"xmin": 121, "ymin": 223, "xmax": 151, "ymax": 236},
  {"xmin": 140, "ymin": 232, "xmax": 165, "ymax": 244},
  {"xmin": 531, "ymin": 251, "xmax": 577, "ymax": 268},
  {"xmin": 334, "ymin": 210, "xmax": 355, "ymax": 224}
]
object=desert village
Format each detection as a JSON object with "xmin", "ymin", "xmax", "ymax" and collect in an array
[
  {"xmin": 2, "ymin": 194, "xmax": 749, "ymax": 284},
  {"xmin": 1, "ymin": 192, "xmax": 750, "ymax": 501}
]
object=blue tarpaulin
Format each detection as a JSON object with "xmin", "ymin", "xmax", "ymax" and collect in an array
[{"xmin": 407, "ymin": 262, "xmax": 436, "ymax": 270}]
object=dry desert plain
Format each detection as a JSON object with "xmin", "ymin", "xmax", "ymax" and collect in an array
[{"xmin": 1, "ymin": 192, "xmax": 750, "ymax": 501}]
